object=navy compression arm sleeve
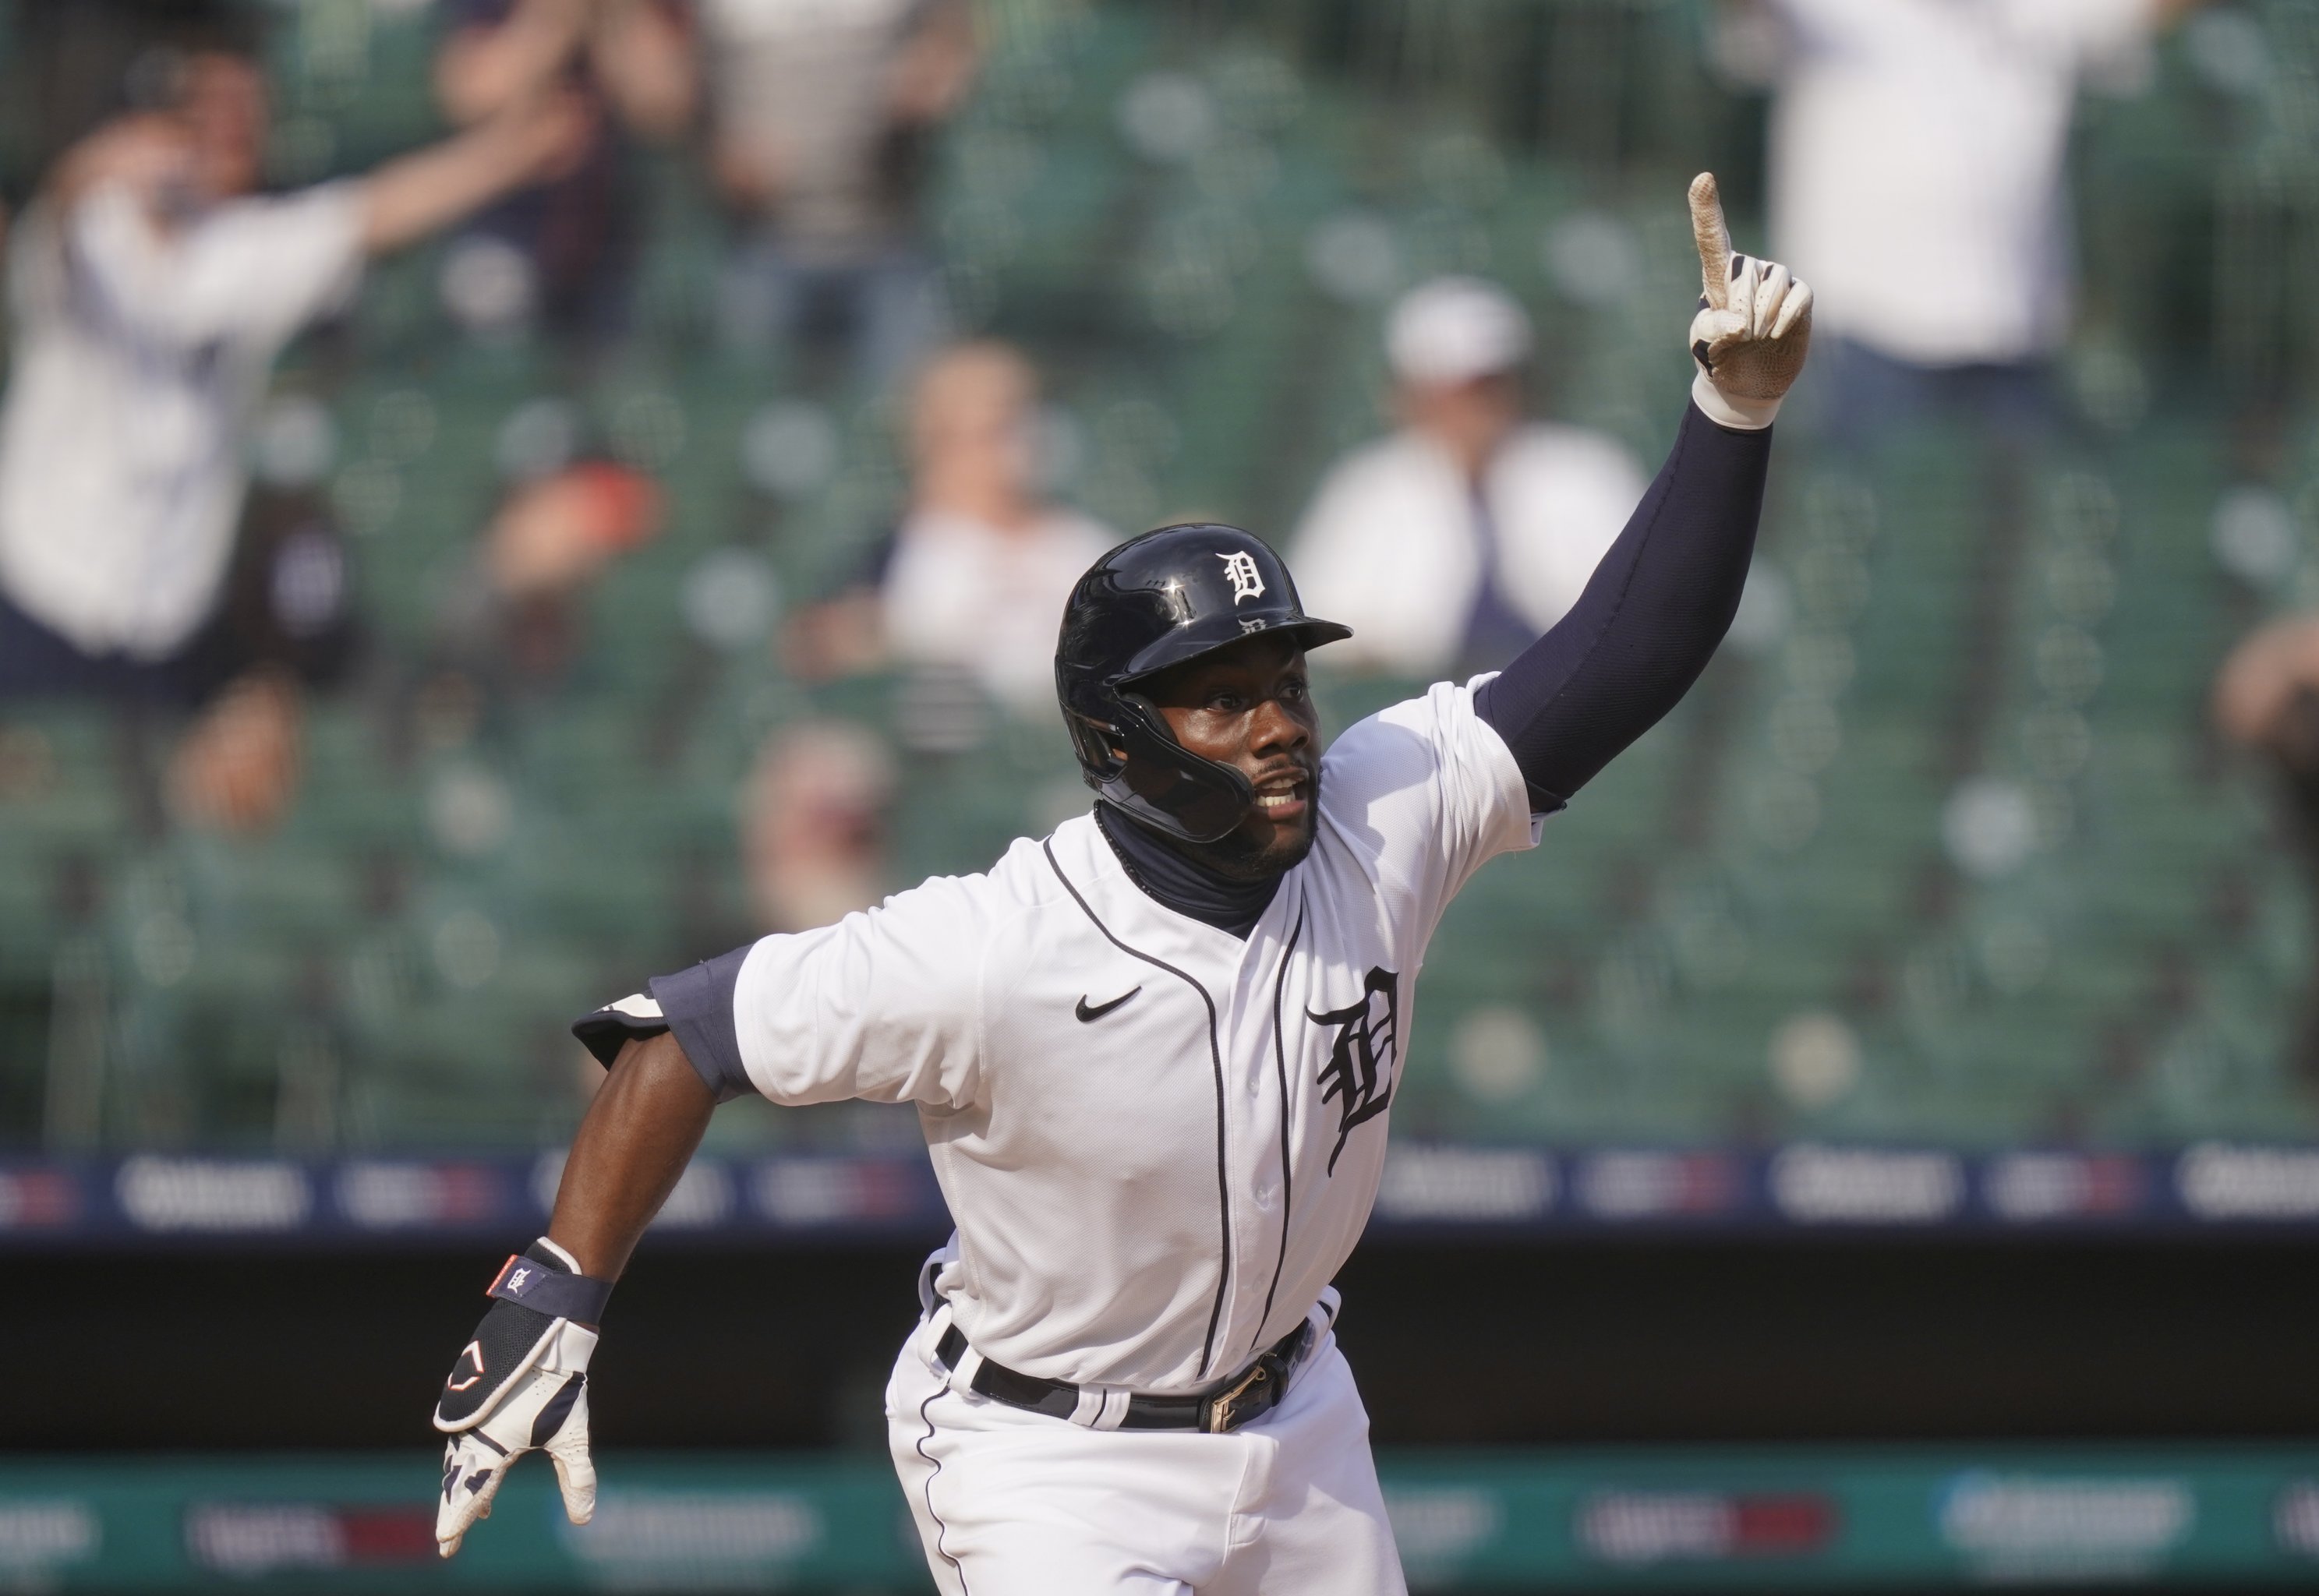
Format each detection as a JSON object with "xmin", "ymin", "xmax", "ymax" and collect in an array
[{"xmin": 1474, "ymin": 401, "xmax": 1772, "ymax": 810}]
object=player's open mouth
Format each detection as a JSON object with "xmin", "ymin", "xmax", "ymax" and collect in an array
[{"xmin": 1252, "ymin": 775, "xmax": 1309, "ymax": 821}]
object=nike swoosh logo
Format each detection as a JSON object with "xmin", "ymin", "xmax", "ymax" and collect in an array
[{"xmin": 1075, "ymin": 987, "xmax": 1142, "ymax": 1023}]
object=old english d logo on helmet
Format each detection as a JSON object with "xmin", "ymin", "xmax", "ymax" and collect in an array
[
  {"xmin": 1218, "ymin": 550, "xmax": 1264, "ymax": 604},
  {"xmin": 1055, "ymin": 524, "xmax": 1352, "ymax": 844}
]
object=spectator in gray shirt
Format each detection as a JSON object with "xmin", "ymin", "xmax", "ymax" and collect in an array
[{"xmin": 703, "ymin": 0, "xmax": 977, "ymax": 391}]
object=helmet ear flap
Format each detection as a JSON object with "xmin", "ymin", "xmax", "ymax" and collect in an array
[
  {"xmin": 1100, "ymin": 689, "xmax": 1253, "ymax": 843},
  {"xmin": 1113, "ymin": 690, "xmax": 1257, "ymax": 797},
  {"xmin": 1114, "ymin": 690, "xmax": 1169, "ymax": 743},
  {"xmin": 1065, "ymin": 707, "xmax": 1125, "ymax": 787}
]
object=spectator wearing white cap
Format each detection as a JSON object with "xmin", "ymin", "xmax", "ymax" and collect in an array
[{"xmin": 1287, "ymin": 277, "xmax": 1647, "ymax": 679}]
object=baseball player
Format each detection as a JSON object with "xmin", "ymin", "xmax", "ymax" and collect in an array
[{"xmin": 431, "ymin": 174, "xmax": 1810, "ymax": 1593}]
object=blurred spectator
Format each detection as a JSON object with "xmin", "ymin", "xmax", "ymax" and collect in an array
[
  {"xmin": 166, "ymin": 668, "xmax": 301, "ymax": 833},
  {"xmin": 2215, "ymin": 616, "xmax": 2319, "ymax": 1083},
  {"xmin": 486, "ymin": 458, "xmax": 665, "ymax": 604},
  {"xmin": 1727, "ymin": 0, "xmax": 2210, "ymax": 450},
  {"xmin": 141, "ymin": 482, "xmax": 372, "ymax": 831},
  {"xmin": 740, "ymin": 718, "xmax": 896, "ymax": 931},
  {"xmin": 434, "ymin": 0, "xmax": 696, "ymax": 346},
  {"xmin": 0, "ymin": 40, "xmax": 583, "ymax": 720},
  {"xmin": 438, "ymin": 456, "xmax": 667, "ymax": 689},
  {"xmin": 1288, "ymin": 277, "xmax": 1646, "ymax": 680},
  {"xmin": 0, "ymin": 38, "xmax": 582, "ymax": 833},
  {"xmin": 787, "ymin": 341, "xmax": 1116, "ymax": 713},
  {"xmin": 702, "ymin": 0, "xmax": 977, "ymax": 389}
]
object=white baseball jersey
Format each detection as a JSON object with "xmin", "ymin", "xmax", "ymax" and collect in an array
[{"xmin": 714, "ymin": 677, "xmax": 1540, "ymax": 1393}]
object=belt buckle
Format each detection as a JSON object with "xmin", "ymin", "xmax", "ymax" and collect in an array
[{"xmin": 1201, "ymin": 1352, "xmax": 1285, "ymax": 1435}]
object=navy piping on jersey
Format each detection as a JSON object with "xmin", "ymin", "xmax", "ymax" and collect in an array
[
  {"xmin": 1253, "ymin": 895, "xmax": 1307, "ymax": 1351},
  {"xmin": 914, "ymin": 1386, "xmax": 969, "ymax": 1594},
  {"xmin": 1042, "ymin": 837, "xmax": 1235, "ymax": 1381}
]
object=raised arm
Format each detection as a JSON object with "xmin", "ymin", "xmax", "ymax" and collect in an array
[
  {"xmin": 435, "ymin": 0, "xmax": 592, "ymax": 125},
  {"xmin": 45, "ymin": 90, "xmax": 580, "ymax": 356},
  {"xmin": 359, "ymin": 94, "xmax": 588, "ymax": 255},
  {"xmin": 589, "ymin": 0, "xmax": 700, "ymax": 142},
  {"xmin": 1476, "ymin": 173, "xmax": 1810, "ymax": 809}
]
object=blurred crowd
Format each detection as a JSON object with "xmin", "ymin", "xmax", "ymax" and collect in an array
[
  {"xmin": 6, "ymin": 0, "xmax": 2312, "ymax": 1044},
  {"xmin": 0, "ymin": 0, "xmax": 1677, "ymax": 929},
  {"xmin": 0, "ymin": 0, "xmax": 981, "ymax": 863}
]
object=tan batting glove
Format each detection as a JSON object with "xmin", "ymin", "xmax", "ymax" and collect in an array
[
  {"xmin": 1686, "ymin": 171, "xmax": 1812, "ymax": 429},
  {"xmin": 435, "ymin": 1329, "xmax": 596, "ymax": 1557}
]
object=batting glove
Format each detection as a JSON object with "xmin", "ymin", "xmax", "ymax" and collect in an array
[
  {"xmin": 1686, "ymin": 171, "xmax": 1813, "ymax": 427},
  {"xmin": 433, "ymin": 1238, "xmax": 610, "ymax": 1558}
]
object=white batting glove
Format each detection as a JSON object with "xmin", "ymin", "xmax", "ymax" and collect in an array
[
  {"xmin": 1686, "ymin": 171, "xmax": 1813, "ymax": 429},
  {"xmin": 433, "ymin": 1239, "xmax": 608, "ymax": 1558}
]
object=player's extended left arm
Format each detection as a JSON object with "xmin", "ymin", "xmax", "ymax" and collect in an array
[
  {"xmin": 431, "ymin": 1030, "xmax": 714, "ymax": 1557},
  {"xmin": 1474, "ymin": 171, "xmax": 1811, "ymax": 810}
]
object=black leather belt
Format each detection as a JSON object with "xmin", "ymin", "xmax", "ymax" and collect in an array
[{"xmin": 934, "ymin": 1319, "xmax": 1314, "ymax": 1435}]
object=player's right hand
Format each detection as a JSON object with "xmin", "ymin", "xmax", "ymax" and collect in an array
[
  {"xmin": 432, "ymin": 1239, "xmax": 609, "ymax": 1558},
  {"xmin": 1686, "ymin": 171, "xmax": 1812, "ymax": 408}
]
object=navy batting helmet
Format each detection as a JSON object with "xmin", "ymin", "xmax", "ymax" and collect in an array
[{"xmin": 1055, "ymin": 524, "xmax": 1352, "ymax": 843}]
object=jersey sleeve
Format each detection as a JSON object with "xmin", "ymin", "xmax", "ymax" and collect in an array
[
  {"xmin": 726, "ymin": 873, "xmax": 991, "ymax": 1109},
  {"xmin": 1317, "ymin": 677, "xmax": 1543, "ymax": 945},
  {"xmin": 569, "ymin": 948, "xmax": 753, "ymax": 1102},
  {"xmin": 567, "ymin": 875, "xmax": 992, "ymax": 1110}
]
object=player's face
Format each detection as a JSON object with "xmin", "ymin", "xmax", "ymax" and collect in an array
[{"xmin": 1142, "ymin": 636, "xmax": 1321, "ymax": 877}]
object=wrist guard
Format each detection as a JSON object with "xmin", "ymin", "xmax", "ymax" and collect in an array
[{"xmin": 433, "ymin": 1238, "xmax": 610, "ymax": 1432}]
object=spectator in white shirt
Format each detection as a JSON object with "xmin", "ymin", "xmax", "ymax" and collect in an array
[
  {"xmin": 0, "ymin": 41, "xmax": 583, "ymax": 711},
  {"xmin": 1731, "ymin": 0, "xmax": 2209, "ymax": 448},
  {"xmin": 785, "ymin": 340, "xmax": 1117, "ymax": 715},
  {"xmin": 1288, "ymin": 277, "xmax": 1647, "ymax": 680}
]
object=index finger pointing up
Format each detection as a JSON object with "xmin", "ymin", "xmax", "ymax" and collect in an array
[{"xmin": 1690, "ymin": 171, "xmax": 1733, "ymax": 311}]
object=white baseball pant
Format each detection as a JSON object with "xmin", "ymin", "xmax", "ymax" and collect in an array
[{"xmin": 886, "ymin": 1310, "xmax": 1407, "ymax": 1594}]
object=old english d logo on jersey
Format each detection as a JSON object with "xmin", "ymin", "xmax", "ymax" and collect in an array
[{"xmin": 1311, "ymin": 966, "xmax": 1399, "ymax": 1174}]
